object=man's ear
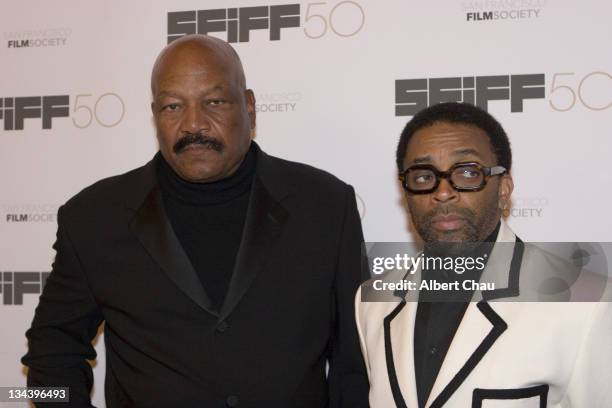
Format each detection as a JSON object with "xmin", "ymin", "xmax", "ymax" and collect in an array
[
  {"xmin": 498, "ymin": 174, "xmax": 514, "ymax": 213},
  {"xmin": 245, "ymin": 89, "xmax": 256, "ymax": 130},
  {"xmin": 151, "ymin": 101, "xmax": 156, "ymax": 115}
]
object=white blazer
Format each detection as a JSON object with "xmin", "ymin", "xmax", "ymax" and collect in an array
[{"xmin": 355, "ymin": 222, "xmax": 612, "ymax": 407}]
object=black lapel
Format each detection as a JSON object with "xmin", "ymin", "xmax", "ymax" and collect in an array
[
  {"xmin": 219, "ymin": 175, "xmax": 288, "ymax": 321},
  {"xmin": 383, "ymin": 300, "xmax": 508, "ymax": 408},
  {"xmin": 429, "ymin": 302, "xmax": 508, "ymax": 408},
  {"xmin": 384, "ymin": 301, "xmax": 409, "ymax": 408},
  {"xmin": 127, "ymin": 156, "xmax": 218, "ymax": 317},
  {"xmin": 482, "ymin": 237, "xmax": 524, "ymax": 301},
  {"xmin": 126, "ymin": 146, "xmax": 289, "ymax": 321}
]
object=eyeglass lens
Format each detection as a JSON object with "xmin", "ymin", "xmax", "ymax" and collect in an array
[{"xmin": 407, "ymin": 164, "xmax": 484, "ymax": 191}]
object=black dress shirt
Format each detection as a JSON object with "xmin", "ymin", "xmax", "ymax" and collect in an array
[{"xmin": 414, "ymin": 222, "xmax": 500, "ymax": 407}]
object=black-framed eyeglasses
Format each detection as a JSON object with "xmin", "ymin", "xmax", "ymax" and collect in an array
[{"xmin": 398, "ymin": 162, "xmax": 507, "ymax": 194}]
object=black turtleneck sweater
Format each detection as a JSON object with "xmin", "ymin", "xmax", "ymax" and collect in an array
[
  {"xmin": 157, "ymin": 144, "xmax": 256, "ymax": 311},
  {"xmin": 414, "ymin": 222, "xmax": 500, "ymax": 407}
]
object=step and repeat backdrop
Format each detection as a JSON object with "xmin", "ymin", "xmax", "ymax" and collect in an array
[{"xmin": 1, "ymin": 0, "xmax": 611, "ymax": 405}]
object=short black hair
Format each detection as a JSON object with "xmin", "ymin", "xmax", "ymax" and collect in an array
[{"xmin": 396, "ymin": 102, "xmax": 512, "ymax": 172}]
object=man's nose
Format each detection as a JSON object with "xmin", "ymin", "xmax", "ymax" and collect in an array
[
  {"xmin": 432, "ymin": 177, "xmax": 458, "ymax": 203},
  {"xmin": 182, "ymin": 104, "xmax": 210, "ymax": 133}
]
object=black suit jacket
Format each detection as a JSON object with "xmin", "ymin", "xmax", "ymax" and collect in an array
[{"xmin": 22, "ymin": 145, "xmax": 369, "ymax": 408}]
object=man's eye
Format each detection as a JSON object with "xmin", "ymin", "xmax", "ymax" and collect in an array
[
  {"xmin": 162, "ymin": 104, "xmax": 180, "ymax": 111},
  {"xmin": 208, "ymin": 99, "xmax": 225, "ymax": 106},
  {"xmin": 414, "ymin": 174, "xmax": 434, "ymax": 184},
  {"xmin": 461, "ymin": 170, "xmax": 480, "ymax": 178}
]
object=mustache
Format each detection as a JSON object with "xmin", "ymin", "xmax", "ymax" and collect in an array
[
  {"xmin": 424, "ymin": 205, "xmax": 475, "ymax": 221},
  {"xmin": 173, "ymin": 133, "xmax": 224, "ymax": 154}
]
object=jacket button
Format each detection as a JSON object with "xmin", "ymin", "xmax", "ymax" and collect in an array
[
  {"xmin": 226, "ymin": 395, "xmax": 239, "ymax": 407},
  {"xmin": 217, "ymin": 321, "xmax": 229, "ymax": 333}
]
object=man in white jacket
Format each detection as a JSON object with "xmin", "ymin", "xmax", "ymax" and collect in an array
[{"xmin": 355, "ymin": 102, "xmax": 612, "ymax": 407}]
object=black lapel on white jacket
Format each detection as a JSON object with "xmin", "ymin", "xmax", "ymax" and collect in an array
[
  {"xmin": 428, "ymin": 301, "xmax": 508, "ymax": 408},
  {"xmin": 383, "ymin": 301, "xmax": 508, "ymax": 408},
  {"xmin": 482, "ymin": 237, "xmax": 524, "ymax": 301},
  {"xmin": 384, "ymin": 300, "xmax": 409, "ymax": 408}
]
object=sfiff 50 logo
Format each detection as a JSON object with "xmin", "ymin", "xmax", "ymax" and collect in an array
[
  {"xmin": 0, "ymin": 96, "xmax": 68, "ymax": 130},
  {"xmin": 167, "ymin": 2, "xmax": 366, "ymax": 43},
  {"xmin": 0, "ymin": 272, "xmax": 50, "ymax": 305},
  {"xmin": 395, "ymin": 71, "xmax": 612, "ymax": 116},
  {"xmin": 395, "ymin": 74, "xmax": 545, "ymax": 116},
  {"xmin": 0, "ymin": 93, "xmax": 125, "ymax": 130}
]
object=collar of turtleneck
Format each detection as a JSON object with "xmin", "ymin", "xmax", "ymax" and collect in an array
[{"xmin": 156, "ymin": 142, "xmax": 257, "ymax": 206}]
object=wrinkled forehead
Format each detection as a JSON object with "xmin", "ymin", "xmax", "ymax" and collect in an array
[{"xmin": 405, "ymin": 122, "xmax": 496, "ymax": 166}]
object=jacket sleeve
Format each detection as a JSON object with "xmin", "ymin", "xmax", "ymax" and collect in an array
[
  {"xmin": 563, "ymin": 301, "xmax": 612, "ymax": 406},
  {"xmin": 327, "ymin": 185, "xmax": 370, "ymax": 407},
  {"xmin": 21, "ymin": 206, "xmax": 104, "ymax": 407}
]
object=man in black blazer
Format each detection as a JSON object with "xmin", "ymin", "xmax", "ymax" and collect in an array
[{"xmin": 22, "ymin": 34, "xmax": 369, "ymax": 407}]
